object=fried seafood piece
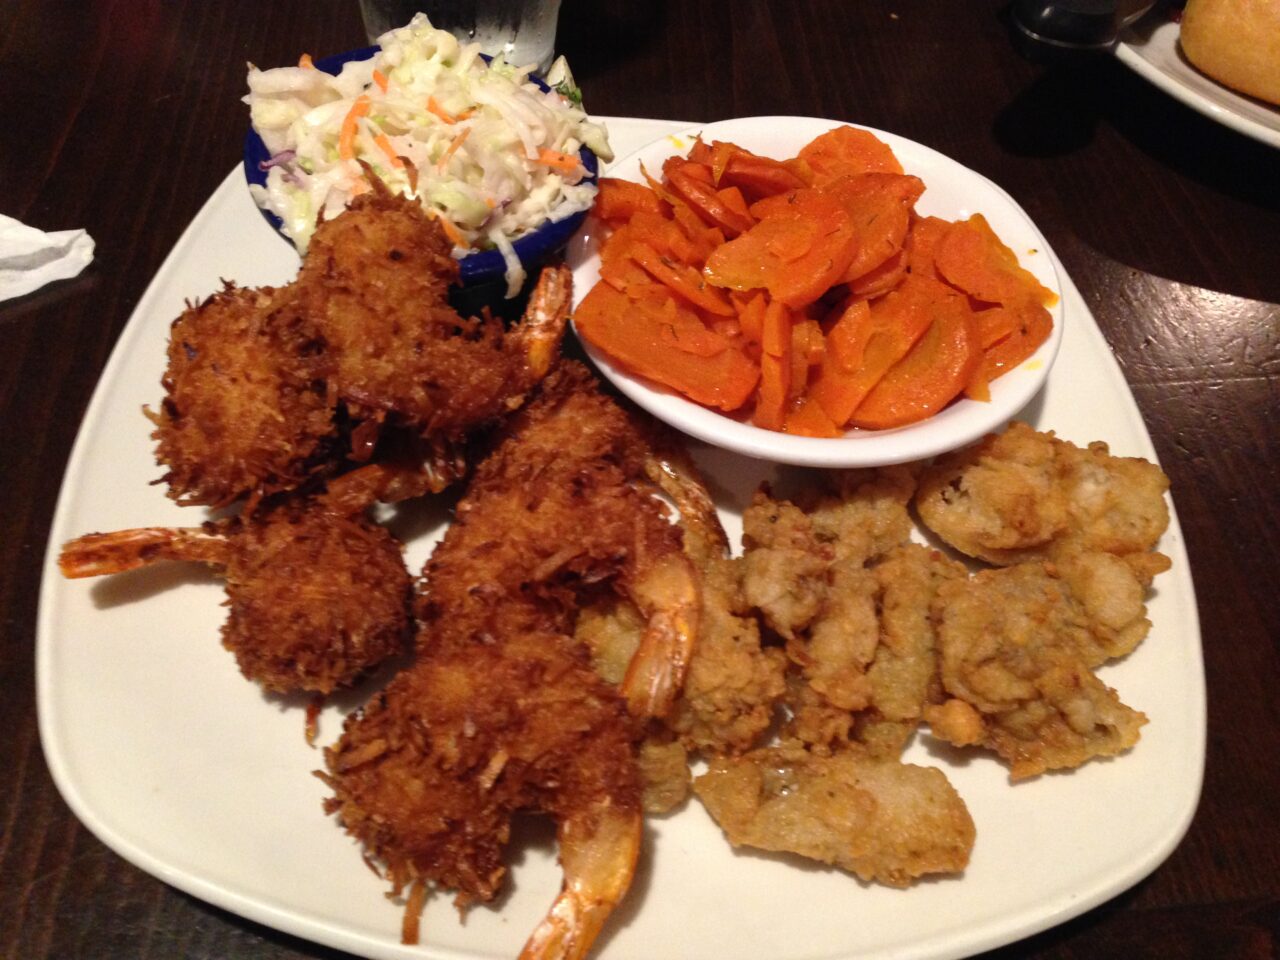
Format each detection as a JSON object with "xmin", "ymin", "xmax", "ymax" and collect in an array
[
  {"xmin": 924, "ymin": 557, "xmax": 1155, "ymax": 779},
  {"xmin": 289, "ymin": 185, "xmax": 572, "ymax": 440},
  {"xmin": 669, "ymin": 554, "xmax": 788, "ymax": 757},
  {"xmin": 799, "ymin": 465, "xmax": 917, "ymax": 566},
  {"xmin": 324, "ymin": 363, "xmax": 703, "ymax": 957},
  {"xmin": 740, "ymin": 467, "xmax": 916, "ymax": 641},
  {"xmin": 854, "ymin": 544, "xmax": 968, "ymax": 757},
  {"xmin": 693, "ymin": 742, "xmax": 975, "ymax": 886},
  {"xmin": 784, "ymin": 546, "xmax": 965, "ymax": 759},
  {"xmin": 58, "ymin": 488, "xmax": 412, "ymax": 694},
  {"xmin": 149, "ymin": 283, "xmax": 337, "ymax": 507},
  {"xmin": 915, "ymin": 422, "xmax": 1171, "ymax": 565}
]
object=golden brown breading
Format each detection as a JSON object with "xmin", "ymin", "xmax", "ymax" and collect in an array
[
  {"xmin": 926, "ymin": 559, "xmax": 1151, "ymax": 779},
  {"xmin": 324, "ymin": 363, "xmax": 701, "ymax": 953},
  {"xmin": 694, "ymin": 742, "xmax": 975, "ymax": 886},
  {"xmin": 218, "ymin": 505, "xmax": 412, "ymax": 693},
  {"xmin": 915, "ymin": 422, "xmax": 1170, "ymax": 565},
  {"xmin": 149, "ymin": 284, "xmax": 336, "ymax": 507},
  {"xmin": 853, "ymin": 544, "xmax": 968, "ymax": 757},
  {"xmin": 670, "ymin": 554, "xmax": 787, "ymax": 756},
  {"xmin": 59, "ymin": 496, "xmax": 413, "ymax": 695},
  {"xmin": 288, "ymin": 188, "xmax": 569, "ymax": 440}
]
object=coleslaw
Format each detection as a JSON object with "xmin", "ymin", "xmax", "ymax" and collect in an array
[{"xmin": 245, "ymin": 14, "xmax": 611, "ymax": 296}]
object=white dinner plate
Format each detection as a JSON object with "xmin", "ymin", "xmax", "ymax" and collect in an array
[
  {"xmin": 1116, "ymin": 13, "xmax": 1280, "ymax": 149},
  {"xmin": 38, "ymin": 116, "xmax": 1204, "ymax": 960},
  {"xmin": 567, "ymin": 116, "xmax": 1064, "ymax": 468}
]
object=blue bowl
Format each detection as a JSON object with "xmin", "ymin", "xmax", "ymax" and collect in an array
[{"xmin": 242, "ymin": 46, "xmax": 598, "ymax": 307}]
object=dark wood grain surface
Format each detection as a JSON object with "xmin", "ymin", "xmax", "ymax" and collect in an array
[{"xmin": 2, "ymin": 1, "xmax": 1277, "ymax": 957}]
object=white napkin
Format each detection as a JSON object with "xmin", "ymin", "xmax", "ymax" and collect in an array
[{"xmin": 0, "ymin": 214, "xmax": 95, "ymax": 302}]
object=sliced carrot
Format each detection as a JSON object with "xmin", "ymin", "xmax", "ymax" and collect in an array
[
  {"xmin": 974, "ymin": 305, "xmax": 1021, "ymax": 349},
  {"xmin": 719, "ymin": 153, "xmax": 809, "ymax": 201},
  {"xmin": 905, "ymin": 215, "xmax": 953, "ymax": 281},
  {"xmin": 822, "ymin": 174, "xmax": 924, "ymax": 285},
  {"xmin": 785, "ymin": 396, "xmax": 841, "ymax": 437},
  {"xmin": 756, "ymin": 352, "xmax": 791, "ymax": 431},
  {"xmin": 934, "ymin": 214, "xmax": 1058, "ymax": 307},
  {"xmin": 809, "ymin": 280, "xmax": 938, "ymax": 426},
  {"xmin": 339, "ymin": 95, "xmax": 371, "ymax": 161},
  {"xmin": 979, "ymin": 297, "xmax": 1053, "ymax": 382},
  {"xmin": 823, "ymin": 298, "xmax": 872, "ymax": 373},
  {"xmin": 736, "ymin": 291, "xmax": 768, "ymax": 346},
  {"xmin": 849, "ymin": 246, "xmax": 908, "ymax": 298},
  {"xmin": 595, "ymin": 178, "xmax": 666, "ymax": 223},
  {"xmin": 849, "ymin": 285, "xmax": 981, "ymax": 429},
  {"xmin": 629, "ymin": 291, "xmax": 733, "ymax": 358},
  {"xmin": 761, "ymin": 298, "xmax": 792, "ymax": 357},
  {"xmin": 704, "ymin": 191, "xmax": 858, "ymax": 309},
  {"xmin": 666, "ymin": 165, "xmax": 756, "ymax": 237},
  {"xmin": 665, "ymin": 156, "xmax": 715, "ymax": 185},
  {"xmin": 797, "ymin": 125, "xmax": 904, "ymax": 188},
  {"xmin": 789, "ymin": 320, "xmax": 817, "ymax": 401},
  {"xmin": 716, "ymin": 185, "xmax": 752, "ymax": 221},
  {"xmin": 687, "ymin": 136, "xmax": 714, "ymax": 165},
  {"xmin": 574, "ymin": 283, "xmax": 759, "ymax": 410},
  {"xmin": 629, "ymin": 241, "xmax": 735, "ymax": 316}
]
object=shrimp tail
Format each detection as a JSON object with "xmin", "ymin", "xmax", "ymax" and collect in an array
[
  {"xmin": 519, "ymin": 800, "xmax": 641, "ymax": 960},
  {"xmin": 59, "ymin": 526, "xmax": 228, "ymax": 578}
]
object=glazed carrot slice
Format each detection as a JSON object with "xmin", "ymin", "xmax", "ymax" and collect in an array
[
  {"xmin": 754, "ymin": 299, "xmax": 793, "ymax": 430},
  {"xmin": 704, "ymin": 193, "xmax": 857, "ymax": 309},
  {"xmin": 574, "ymin": 283, "xmax": 758, "ymax": 410},
  {"xmin": 736, "ymin": 290, "xmax": 768, "ymax": 347},
  {"xmin": 934, "ymin": 214, "xmax": 1058, "ymax": 307},
  {"xmin": 849, "ymin": 284, "xmax": 981, "ymax": 429},
  {"xmin": 756, "ymin": 352, "xmax": 791, "ymax": 431},
  {"xmin": 595, "ymin": 178, "xmax": 667, "ymax": 222},
  {"xmin": 823, "ymin": 173, "xmax": 924, "ymax": 285},
  {"xmin": 629, "ymin": 241, "xmax": 735, "ymax": 316},
  {"xmin": 666, "ymin": 165, "xmax": 756, "ymax": 237},
  {"xmin": 979, "ymin": 297, "xmax": 1053, "ymax": 381},
  {"xmin": 849, "ymin": 246, "xmax": 908, "ymax": 298},
  {"xmin": 809, "ymin": 280, "xmax": 937, "ymax": 426},
  {"xmin": 784, "ymin": 396, "xmax": 842, "ymax": 437},
  {"xmin": 905, "ymin": 215, "xmax": 954, "ymax": 281},
  {"xmin": 720, "ymin": 153, "xmax": 810, "ymax": 200},
  {"xmin": 797, "ymin": 125, "xmax": 904, "ymax": 188}
]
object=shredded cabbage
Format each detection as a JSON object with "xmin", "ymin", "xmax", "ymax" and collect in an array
[{"xmin": 245, "ymin": 14, "xmax": 612, "ymax": 296}]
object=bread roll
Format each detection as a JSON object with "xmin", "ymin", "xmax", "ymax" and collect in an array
[{"xmin": 1180, "ymin": 0, "xmax": 1280, "ymax": 105}]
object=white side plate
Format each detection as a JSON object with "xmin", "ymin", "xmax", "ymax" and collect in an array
[
  {"xmin": 1117, "ymin": 15, "xmax": 1280, "ymax": 149},
  {"xmin": 38, "ymin": 116, "xmax": 1204, "ymax": 960}
]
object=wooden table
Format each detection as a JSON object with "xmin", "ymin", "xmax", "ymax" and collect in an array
[{"xmin": 2, "ymin": 1, "xmax": 1277, "ymax": 957}]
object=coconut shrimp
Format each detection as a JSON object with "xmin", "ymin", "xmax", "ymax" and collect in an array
[
  {"xmin": 150, "ymin": 184, "xmax": 572, "ymax": 507},
  {"xmin": 58, "ymin": 470, "xmax": 413, "ymax": 696},
  {"xmin": 286, "ymin": 182, "xmax": 573, "ymax": 441},
  {"xmin": 323, "ymin": 363, "xmax": 704, "ymax": 958}
]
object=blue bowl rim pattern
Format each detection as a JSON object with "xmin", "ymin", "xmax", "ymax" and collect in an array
[{"xmin": 242, "ymin": 45, "xmax": 598, "ymax": 285}]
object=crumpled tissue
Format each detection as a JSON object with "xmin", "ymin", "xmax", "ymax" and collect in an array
[{"xmin": 0, "ymin": 214, "xmax": 95, "ymax": 302}]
